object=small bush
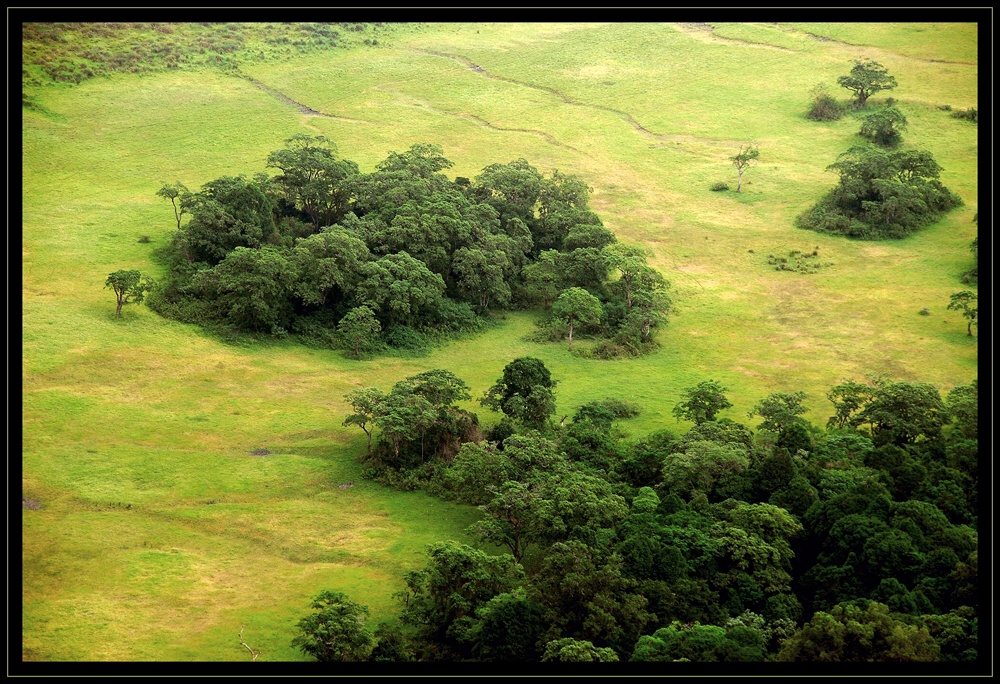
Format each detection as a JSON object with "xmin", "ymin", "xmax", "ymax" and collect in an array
[
  {"xmin": 137, "ymin": 235, "xmax": 151, "ymax": 243},
  {"xmin": 939, "ymin": 104, "xmax": 952, "ymax": 111},
  {"xmin": 918, "ymin": 308, "xmax": 930, "ymax": 316},
  {"xmin": 710, "ymin": 182, "xmax": 730, "ymax": 192},
  {"xmin": 951, "ymin": 107, "xmax": 977, "ymax": 123},
  {"xmin": 807, "ymin": 93, "xmax": 846, "ymax": 121}
]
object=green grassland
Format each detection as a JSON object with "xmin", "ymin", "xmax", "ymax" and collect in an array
[{"xmin": 21, "ymin": 22, "xmax": 979, "ymax": 661}]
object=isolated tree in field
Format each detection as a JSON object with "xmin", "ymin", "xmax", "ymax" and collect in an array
[
  {"xmin": 156, "ymin": 181, "xmax": 188, "ymax": 230},
  {"xmin": 947, "ymin": 291, "xmax": 978, "ymax": 336},
  {"xmin": 292, "ymin": 591, "xmax": 376, "ymax": 662},
  {"xmin": 838, "ymin": 59, "xmax": 898, "ymax": 108},
  {"xmin": 858, "ymin": 106, "xmax": 908, "ymax": 147},
  {"xmin": 552, "ymin": 287, "xmax": 603, "ymax": 351},
  {"xmin": 338, "ymin": 306, "xmax": 381, "ymax": 359},
  {"xmin": 730, "ymin": 145, "xmax": 759, "ymax": 193},
  {"xmin": 672, "ymin": 380, "xmax": 733, "ymax": 425},
  {"xmin": 105, "ymin": 269, "xmax": 153, "ymax": 317},
  {"xmin": 343, "ymin": 387, "xmax": 387, "ymax": 455}
]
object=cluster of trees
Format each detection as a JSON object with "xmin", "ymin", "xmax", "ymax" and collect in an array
[
  {"xmin": 150, "ymin": 136, "xmax": 669, "ymax": 357},
  {"xmin": 313, "ymin": 360, "xmax": 978, "ymax": 663},
  {"xmin": 800, "ymin": 60, "xmax": 963, "ymax": 240}
]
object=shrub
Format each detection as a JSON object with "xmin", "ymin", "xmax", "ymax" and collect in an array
[
  {"xmin": 710, "ymin": 182, "xmax": 730, "ymax": 192},
  {"xmin": 807, "ymin": 93, "xmax": 846, "ymax": 121},
  {"xmin": 137, "ymin": 235, "xmax": 151, "ymax": 243},
  {"xmin": 951, "ymin": 107, "xmax": 977, "ymax": 123},
  {"xmin": 383, "ymin": 325, "xmax": 428, "ymax": 351}
]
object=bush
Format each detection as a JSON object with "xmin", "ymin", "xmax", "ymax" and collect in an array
[
  {"xmin": 710, "ymin": 182, "xmax": 730, "ymax": 192},
  {"xmin": 383, "ymin": 325, "xmax": 428, "ymax": 351},
  {"xmin": 951, "ymin": 107, "xmax": 977, "ymax": 123},
  {"xmin": 807, "ymin": 93, "xmax": 846, "ymax": 121},
  {"xmin": 137, "ymin": 235, "xmax": 151, "ymax": 243}
]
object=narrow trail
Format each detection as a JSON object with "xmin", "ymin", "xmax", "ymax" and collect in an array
[
  {"xmin": 415, "ymin": 48, "xmax": 745, "ymax": 156},
  {"xmin": 673, "ymin": 22, "xmax": 795, "ymax": 51},
  {"xmin": 770, "ymin": 24, "xmax": 977, "ymax": 66},
  {"xmin": 241, "ymin": 74, "xmax": 370, "ymax": 123}
]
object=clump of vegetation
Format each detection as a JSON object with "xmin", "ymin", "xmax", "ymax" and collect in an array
[
  {"xmin": 806, "ymin": 83, "xmax": 847, "ymax": 121},
  {"xmin": 150, "ymin": 137, "xmax": 671, "ymax": 358},
  {"xmin": 858, "ymin": 105, "xmax": 907, "ymax": 147},
  {"xmin": 710, "ymin": 182, "xmax": 730, "ymax": 192},
  {"xmin": 951, "ymin": 107, "xmax": 978, "ymax": 123},
  {"xmin": 767, "ymin": 249, "xmax": 833, "ymax": 274},
  {"xmin": 797, "ymin": 146, "xmax": 963, "ymax": 239},
  {"xmin": 21, "ymin": 22, "xmax": 384, "ymax": 92}
]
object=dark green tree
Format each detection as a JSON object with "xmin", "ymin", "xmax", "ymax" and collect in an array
[
  {"xmin": 355, "ymin": 252, "xmax": 445, "ymax": 327},
  {"xmin": 838, "ymin": 59, "xmax": 898, "ymax": 108},
  {"xmin": 193, "ymin": 246, "xmax": 298, "ymax": 332},
  {"xmin": 480, "ymin": 357, "xmax": 557, "ymax": 430},
  {"xmin": 292, "ymin": 591, "xmax": 377, "ymax": 662},
  {"xmin": 672, "ymin": 380, "xmax": 733, "ymax": 425},
  {"xmin": 541, "ymin": 638, "xmax": 618, "ymax": 662},
  {"xmin": 748, "ymin": 391, "xmax": 809, "ymax": 436},
  {"xmin": 266, "ymin": 134, "xmax": 359, "ymax": 228},
  {"xmin": 105, "ymin": 269, "xmax": 153, "ymax": 317},
  {"xmin": 946, "ymin": 381, "xmax": 977, "ymax": 439}
]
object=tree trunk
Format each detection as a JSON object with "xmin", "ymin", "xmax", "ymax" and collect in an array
[
  {"xmin": 737, "ymin": 168, "xmax": 743, "ymax": 193},
  {"xmin": 567, "ymin": 320, "xmax": 574, "ymax": 350},
  {"xmin": 116, "ymin": 296, "xmax": 124, "ymax": 317}
]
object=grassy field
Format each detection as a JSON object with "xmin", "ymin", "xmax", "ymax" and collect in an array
[{"xmin": 21, "ymin": 22, "xmax": 979, "ymax": 662}]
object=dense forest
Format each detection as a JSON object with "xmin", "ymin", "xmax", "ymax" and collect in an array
[
  {"xmin": 151, "ymin": 137, "xmax": 669, "ymax": 359},
  {"xmin": 299, "ymin": 361, "xmax": 979, "ymax": 664}
]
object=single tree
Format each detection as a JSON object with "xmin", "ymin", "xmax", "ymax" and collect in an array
[
  {"xmin": 338, "ymin": 306, "xmax": 381, "ymax": 359},
  {"xmin": 343, "ymin": 387, "xmax": 387, "ymax": 455},
  {"xmin": 858, "ymin": 105, "xmax": 908, "ymax": 146},
  {"xmin": 481, "ymin": 357, "xmax": 557, "ymax": 430},
  {"xmin": 105, "ymin": 269, "xmax": 153, "ymax": 317},
  {"xmin": 156, "ymin": 181, "xmax": 188, "ymax": 230},
  {"xmin": 730, "ymin": 144, "xmax": 759, "ymax": 193},
  {"xmin": 291, "ymin": 591, "xmax": 377, "ymax": 662},
  {"xmin": 838, "ymin": 59, "xmax": 898, "ymax": 108},
  {"xmin": 947, "ymin": 291, "xmax": 978, "ymax": 336},
  {"xmin": 672, "ymin": 380, "xmax": 733, "ymax": 425},
  {"xmin": 551, "ymin": 287, "xmax": 603, "ymax": 351}
]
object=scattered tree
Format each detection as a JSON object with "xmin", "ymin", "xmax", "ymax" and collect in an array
[
  {"xmin": 672, "ymin": 380, "xmax": 733, "ymax": 425},
  {"xmin": 292, "ymin": 591, "xmax": 377, "ymax": 662},
  {"xmin": 343, "ymin": 387, "xmax": 387, "ymax": 456},
  {"xmin": 730, "ymin": 144, "xmax": 760, "ymax": 193},
  {"xmin": 551, "ymin": 287, "xmax": 603, "ymax": 351},
  {"xmin": 947, "ymin": 291, "xmax": 977, "ymax": 336},
  {"xmin": 156, "ymin": 181, "xmax": 189, "ymax": 230},
  {"xmin": 838, "ymin": 59, "xmax": 898, "ymax": 108},
  {"xmin": 105, "ymin": 269, "xmax": 153, "ymax": 317},
  {"xmin": 858, "ymin": 105, "xmax": 908, "ymax": 146}
]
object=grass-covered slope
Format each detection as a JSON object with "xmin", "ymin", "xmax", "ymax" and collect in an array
[{"xmin": 21, "ymin": 22, "xmax": 978, "ymax": 661}]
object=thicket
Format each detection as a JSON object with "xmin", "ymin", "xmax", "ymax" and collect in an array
[
  {"xmin": 796, "ymin": 146, "xmax": 963, "ymax": 240},
  {"xmin": 21, "ymin": 22, "xmax": 380, "ymax": 90},
  {"xmin": 322, "ymin": 363, "xmax": 979, "ymax": 663},
  {"xmin": 149, "ymin": 137, "xmax": 670, "ymax": 358}
]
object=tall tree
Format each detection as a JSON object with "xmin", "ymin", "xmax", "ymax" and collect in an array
[
  {"xmin": 156, "ymin": 180, "xmax": 189, "ymax": 230},
  {"xmin": 730, "ymin": 144, "xmax": 760, "ymax": 193},
  {"xmin": 947, "ymin": 291, "xmax": 978, "ymax": 336},
  {"xmin": 105, "ymin": 269, "xmax": 153, "ymax": 317},
  {"xmin": 838, "ymin": 59, "xmax": 898, "ymax": 108},
  {"xmin": 551, "ymin": 287, "xmax": 603, "ymax": 351}
]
